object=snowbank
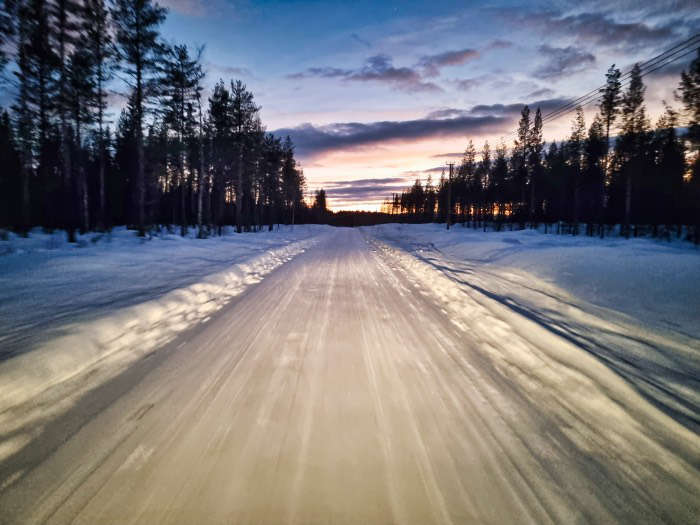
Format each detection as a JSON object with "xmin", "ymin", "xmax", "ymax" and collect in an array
[
  {"xmin": 365, "ymin": 223, "xmax": 700, "ymax": 432},
  {"xmin": 0, "ymin": 226, "xmax": 328, "ymax": 461},
  {"xmin": 367, "ymin": 223, "xmax": 700, "ymax": 337}
]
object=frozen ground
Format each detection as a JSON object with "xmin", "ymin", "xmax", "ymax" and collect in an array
[
  {"xmin": 0, "ymin": 225, "xmax": 328, "ymax": 465},
  {"xmin": 0, "ymin": 225, "xmax": 698, "ymax": 523},
  {"xmin": 367, "ymin": 223, "xmax": 700, "ymax": 431}
]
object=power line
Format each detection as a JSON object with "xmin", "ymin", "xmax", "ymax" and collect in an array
[
  {"xmin": 539, "ymin": 34, "xmax": 699, "ymax": 126},
  {"xmin": 540, "ymin": 34, "xmax": 699, "ymax": 124},
  {"xmin": 541, "ymin": 44, "xmax": 699, "ymax": 127}
]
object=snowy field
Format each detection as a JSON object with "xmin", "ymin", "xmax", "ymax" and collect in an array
[
  {"xmin": 0, "ymin": 225, "xmax": 329, "ymax": 463},
  {"xmin": 365, "ymin": 223, "xmax": 700, "ymax": 431}
]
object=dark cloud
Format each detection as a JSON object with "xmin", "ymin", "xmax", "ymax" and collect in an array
[
  {"xmin": 289, "ymin": 40, "xmax": 515, "ymax": 92},
  {"xmin": 526, "ymin": 87, "xmax": 555, "ymax": 99},
  {"xmin": 325, "ymin": 177, "xmax": 407, "ymax": 186},
  {"xmin": 288, "ymin": 54, "xmax": 440, "ymax": 92},
  {"xmin": 425, "ymin": 108, "xmax": 469, "ymax": 119},
  {"xmin": 535, "ymin": 45, "xmax": 596, "ymax": 79},
  {"xmin": 321, "ymin": 177, "xmax": 411, "ymax": 202},
  {"xmin": 274, "ymin": 114, "xmax": 506, "ymax": 158},
  {"xmin": 418, "ymin": 41, "xmax": 513, "ymax": 77},
  {"xmin": 469, "ymin": 97, "xmax": 568, "ymax": 116},
  {"xmin": 288, "ymin": 67, "xmax": 349, "ymax": 79},
  {"xmin": 431, "ymin": 152, "xmax": 464, "ymax": 159},
  {"xmin": 419, "ymin": 48, "xmax": 480, "ymax": 77},
  {"xmin": 496, "ymin": 7, "xmax": 679, "ymax": 51},
  {"xmin": 275, "ymin": 97, "xmax": 569, "ymax": 159}
]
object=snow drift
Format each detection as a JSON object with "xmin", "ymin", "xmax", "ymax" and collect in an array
[{"xmin": 0, "ymin": 226, "xmax": 327, "ymax": 461}]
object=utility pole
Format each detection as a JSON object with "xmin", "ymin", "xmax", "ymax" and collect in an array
[{"xmin": 446, "ymin": 163, "xmax": 454, "ymax": 230}]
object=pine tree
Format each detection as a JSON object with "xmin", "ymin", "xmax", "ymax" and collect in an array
[
  {"xmin": 313, "ymin": 188, "xmax": 328, "ymax": 222},
  {"xmin": 83, "ymin": 0, "xmax": 116, "ymax": 230},
  {"xmin": 66, "ymin": 47, "xmax": 96, "ymax": 231},
  {"xmin": 513, "ymin": 105, "xmax": 530, "ymax": 219},
  {"xmin": 13, "ymin": 0, "xmax": 59, "ymax": 231},
  {"xmin": 616, "ymin": 63, "xmax": 648, "ymax": 236},
  {"xmin": 0, "ymin": 110, "xmax": 22, "ymax": 227},
  {"xmin": 528, "ymin": 107, "xmax": 543, "ymax": 222},
  {"xmin": 584, "ymin": 114, "xmax": 606, "ymax": 232},
  {"xmin": 479, "ymin": 141, "xmax": 491, "ymax": 223},
  {"xmin": 112, "ymin": 0, "xmax": 167, "ymax": 234},
  {"xmin": 0, "ymin": 0, "xmax": 17, "ymax": 75},
  {"xmin": 678, "ymin": 49, "xmax": 700, "ymax": 157},
  {"xmin": 651, "ymin": 105, "xmax": 685, "ymax": 230},
  {"xmin": 281, "ymin": 136, "xmax": 304, "ymax": 226},
  {"xmin": 230, "ymin": 80, "xmax": 259, "ymax": 232},
  {"xmin": 598, "ymin": 65, "xmax": 622, "ymax": 188},
  {"xmin": 207, "ymin": 80, "xmax": 232, "ymax": 234},
  {"xmin": 492, "ymin": 140, "xmax": 508, "ymax": 227},
  {"xmin": 162, "ymin": 44, "xmax": 204, "ymax": 236},
  {"xmin": 568, "ymin": 106, "xmax": 586, "ymax": 230},
  {"xmin": 677, "ymin": 49, "xmax": 700, "ymax": 241}
]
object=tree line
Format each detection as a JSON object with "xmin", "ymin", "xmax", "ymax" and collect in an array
[
  {"xmin": 0, "ymin": 0, "xmax": 310, "ymax": 239},
  {"xmin": 384, "ymin": 53, "xmax": 700, "ymax": 241}
]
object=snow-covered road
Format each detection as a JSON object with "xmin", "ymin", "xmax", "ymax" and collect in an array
[{"xmin": 1, "ymin": 228, "xmax": 698, "ymax": 524}]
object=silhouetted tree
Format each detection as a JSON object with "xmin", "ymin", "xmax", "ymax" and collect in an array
[{"xmin": 112, "ymin": 0, "xmax": 167, "ymax": 234}]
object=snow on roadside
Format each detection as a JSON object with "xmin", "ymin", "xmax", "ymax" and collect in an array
[
  {"xmin": 366, "ymin": 233, "xmax": 700, "ymax": 508},
  {"xmin": 364, "ymin": 223, "xmax": 700, "ymax": 433},
  {"xmin": 367, "ymin": 223, "xmax": 700, "ymax": 338},
  {"xmin": 0, "ymin": 226, "xmax": 328, "ymax": 461}
]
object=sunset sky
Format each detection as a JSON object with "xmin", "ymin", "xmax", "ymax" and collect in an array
[{"xmin": 158, "ymin": 0, "xmax": 697, "ymax": 209}]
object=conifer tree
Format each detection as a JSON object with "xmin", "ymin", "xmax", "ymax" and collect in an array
[
  {"xmin": 162, "ymin": 44, "xmax": 204, "ymax": 235},
  {"xmin": 112, "ymin": 0, "xmax": 167, "ymax": 234},
  {"xmin": 84, "ymin": 0, "xmax": 116, "ymax": 229},
  {"xmin": 528, "ymin": 107, "xmax": 543, "ymax": 222},
  {"xmin": 616, "ymin": 63, "xmax": 648, "ymax": 236},
  {"xmin": 513, "ymin": 105, "xmax": 531, "ymax": 218},
  {"xmin": 598, "ymin": 65, "xmax": 622, "ymax": 199},
  {"xmin": 568, "ymin": 106, "xmax": 586, "ymax": 229}
]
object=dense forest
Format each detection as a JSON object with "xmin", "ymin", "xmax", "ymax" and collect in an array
[
  {"xmin": 384, "ymin": 54, "xmax": 700, "ymax": 241},
  {"xmin": 1, "ymin": 2, "xmax": 698, "ymax": 241},
  {"xmin": 0, "ymin": 0, "xmax": 312, "ymax": 239}
]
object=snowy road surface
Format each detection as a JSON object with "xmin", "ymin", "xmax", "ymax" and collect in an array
[{"xmin": 1, "ymin": 228, "xmax": 699, "ymax": 524}]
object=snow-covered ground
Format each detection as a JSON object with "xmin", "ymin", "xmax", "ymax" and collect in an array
[
  {"xmin": 0, "ymin": 225, "xmax": 329, "ymax": 462},
  {"xmin": 364, "ymin": 223, "xmax": 700, "ymax": 432},
  {"xmin": 1, "ymin": 227, "xmax": 697, "ymax": 523}
]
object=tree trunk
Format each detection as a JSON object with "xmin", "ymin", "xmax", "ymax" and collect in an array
[
  {"xmin": 20, "ymin": 160, "xmax": 30, "ymax": 233},
  {"xmin": 624, "ymin": 170, "xmax": 632, "ymax": 238},
  {"xmin": 236, "ymin": 146, "xmax": 243, "ymax": 233}
]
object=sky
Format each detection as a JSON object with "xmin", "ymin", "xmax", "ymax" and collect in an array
[{"xmin": 141, "ymin": 1, "xmax": 698, "ymax": 209}]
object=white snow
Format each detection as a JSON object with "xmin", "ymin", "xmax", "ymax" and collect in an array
[
  {"xmin": 364, "ymin": 223, "xmax": 700, "ymax": 431},
  {"xmin": 0, "ymin": 226, "xmax": 698, "ymax": 522},
  {"xmin": 0, "ymin": 225, "xmax": 330, "ymax": 459}
]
